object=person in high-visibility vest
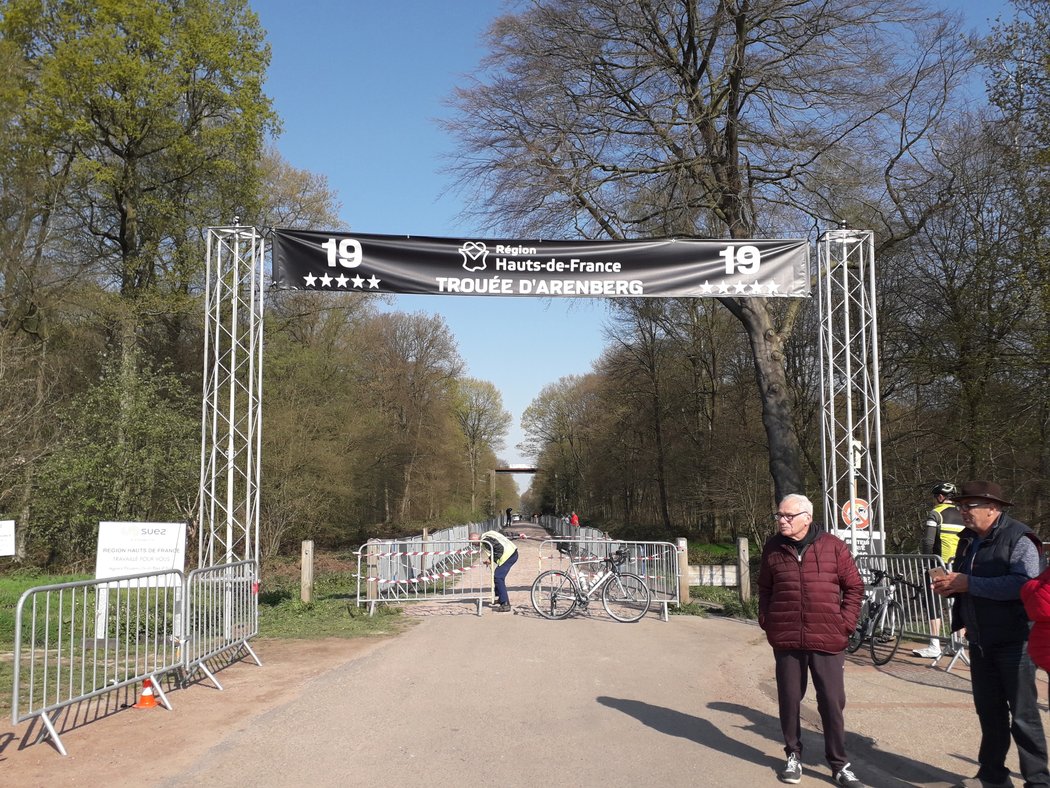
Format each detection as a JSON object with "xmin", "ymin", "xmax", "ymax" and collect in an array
[
  {"xmin": 913, "ymin": 481, "xmax": 965, "ymax": 658},
  {"xmin": 471, "ymin": 530, "xmax": 518, "ymax": 612}
]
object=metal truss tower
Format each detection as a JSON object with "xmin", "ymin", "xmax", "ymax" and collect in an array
[
  {"xmin": 199, "ymin": 226, "xmax": 265, "ymax": 567},
  {"xmin": 817, "ymin": 228, "xmax": 885, "ymax": 555}
]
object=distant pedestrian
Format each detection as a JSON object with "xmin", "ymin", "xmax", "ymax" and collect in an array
[
  {"xmin": 570, "ymin": 511, "xmax": 579, "ymax": 528},
  {"xmin": 506, "ymin": 507, "xmax": 513, "ymax": 528},
  {"xmin": 758, "ymin": 493, "xmax": 866, "ymax": 788}
]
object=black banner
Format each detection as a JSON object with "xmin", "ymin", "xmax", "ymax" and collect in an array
[{"xmin": 271, "ymin": 229, "xmax": 810, "ymax": 299}]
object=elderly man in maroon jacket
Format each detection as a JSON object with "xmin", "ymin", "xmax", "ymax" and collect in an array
[{"xmin": 759, "ymin": 493, "xmax": 865, "ymax": 788}]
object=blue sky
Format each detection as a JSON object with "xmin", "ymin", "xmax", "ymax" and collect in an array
[{"xmin": 251, "ymin": 0, "xmax": 1011, "ymax": 491}]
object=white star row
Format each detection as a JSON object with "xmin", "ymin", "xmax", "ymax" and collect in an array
[
  {"xmin": 699, "ymin": 280, "xmax": 781, "ymax": 295},
  {"xmin": 303, "ymin": 272, "xmax": 382, "ymax": 289}
]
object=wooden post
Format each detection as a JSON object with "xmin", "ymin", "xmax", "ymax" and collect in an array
[
  {"xmin": 301, "ymin": 539, "xmax": 314, "ymax": 603},
  {"xmin": 366, "ymin": 540, "xmax": 379, "ymax": 603},
  {"xmin": 676, "ymin": 537, "xmax": 689, "ymax": 607},
  {"xmin": 737, "ymin": 536, "xmax": 750, "ymax": 603}
]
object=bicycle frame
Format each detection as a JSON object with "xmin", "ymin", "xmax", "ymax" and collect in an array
[
  {"xmin": 848, "ymin": 567, "xmax": 915, "ymax": 665},
  {"xmin": 566, "ymin": 556, "xmax": 618, "ymax": 604}
]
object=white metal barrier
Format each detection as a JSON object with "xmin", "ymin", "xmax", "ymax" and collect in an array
[
  {"xmin": 12, "ymin": 560, "xmax": 261, "ymax": 756},
  {"xmin": 12, "ymin": 570, "xmax": 185, "ymax": 756},
  {"xmin": 537, "ymin": 538, "xmax": 680, "ymax": 621},
  {"xmin": 183, "ymin": 560, "xmax": 261, "ymax": 690},
  {"xmin": 356, "ymin": 537, "xmax": 489, "ymax": 615},
  {"xmin": 853, "ymin": 553, "xmax": 968, "ymax": 670}
]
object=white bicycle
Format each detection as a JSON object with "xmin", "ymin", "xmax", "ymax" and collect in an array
[{"xmin": 530, "ymin": 548, "xmax": 651, "ymax": 623}]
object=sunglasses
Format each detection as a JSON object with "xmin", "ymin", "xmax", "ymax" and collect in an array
[{"xmin": 957, "ymin": 501, "xmax": 988, "ymax": 511}]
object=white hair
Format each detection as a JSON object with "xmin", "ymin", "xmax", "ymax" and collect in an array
[{"xmin": 779, "ymin": 494, "xmax": 813, "ymax": 516}]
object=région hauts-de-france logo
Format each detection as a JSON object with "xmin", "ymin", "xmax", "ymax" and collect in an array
[{"xmin": 459, "ymin": 241, "xmax": 488, "ymax": 272}]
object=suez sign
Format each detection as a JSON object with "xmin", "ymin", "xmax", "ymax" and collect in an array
[
  {"xmin": 272, "ymin": 230, "xmax": 810, "ymax": 299},
  {"xmin": 95, "ymin": 521, "xmax": 186, "ymax": 585},
  {"xmin": 318, "ymin": 236, "xmax": 765, "ymax": 275}
]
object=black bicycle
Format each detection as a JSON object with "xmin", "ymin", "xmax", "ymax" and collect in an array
[
  {"xmin": 847, "ymin": 567, "xmax": 921, "ymax": 665},
  {"xmin": 531, "ymin": 548, "xmax": 651, "ymax": 622}
]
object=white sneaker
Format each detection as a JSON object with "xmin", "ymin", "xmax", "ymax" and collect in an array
[{"xmin": 912, "ymin": 644, "xmax": 942, "ymax": 658}]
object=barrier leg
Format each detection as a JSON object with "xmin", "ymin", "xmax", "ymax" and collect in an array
[
  {"xmin": 241, "ymin": 639, "xmax": 263, "ymax": 666},
  {"xmin": 147, "ymin": 672, "xmax": 174, "ymax": 710},
  {"xmin": 38, "ymin": 711, "xmax": 67, "ymax": 757}
]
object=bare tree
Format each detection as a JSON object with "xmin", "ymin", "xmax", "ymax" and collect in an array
[{"xmin": 447, "ymin": 0, "xmax": 971, "ymax": 500}]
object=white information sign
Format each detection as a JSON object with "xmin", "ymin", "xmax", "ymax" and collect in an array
[
  {"xmin": 93, "ymin": 521, "xmax": 186, "ymax": 641},
  {"xmin": 95, "ymin": 521, "xmax": 186, "ymax": 583},
  {"xmin": 0, "ymin": 520, "xmax": 14, "ymax": 557}
]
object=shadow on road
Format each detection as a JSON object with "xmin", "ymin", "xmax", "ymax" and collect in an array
[
  {"xmin": 596, "ymin": 696, "xmax": 782, "ymax": 773},
  {"xmin": 709, "ymin": 701, "xmax": 964, "ymax": 787}
]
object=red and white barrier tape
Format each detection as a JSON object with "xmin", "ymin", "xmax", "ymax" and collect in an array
[
  {"xmin": 366, "ymin": 564, "xmax": 481, "ymax": 585},
  {"xmin": 371, "ymin": 547, "xmax": 479, "ymax": 558}
]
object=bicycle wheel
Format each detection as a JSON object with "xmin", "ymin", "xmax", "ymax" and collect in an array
[
  {"xmin": 602, "ymin": 572, "xmax": 651, "ymax": 622},
  {"xmin": 846, "ymin": 601, "xmax": 869, "ymax": 653},
  {"xmin": 869, "ymin": 600, "xmax": 904, "ymax": 665},
  {"xmin": 531, "ymin": 570, "xmax": 578, "ymax": 620}
]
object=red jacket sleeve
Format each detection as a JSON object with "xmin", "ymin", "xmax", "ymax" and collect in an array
[{"xmin": 1022, "ymin": 566, "xmax": 1050, "ymax": 623}]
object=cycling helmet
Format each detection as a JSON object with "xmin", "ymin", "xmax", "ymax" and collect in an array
[{"xmin": 931, "ymin": 482, "xmax": 957, "ymax": 498}]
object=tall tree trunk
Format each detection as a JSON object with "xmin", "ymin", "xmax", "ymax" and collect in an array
[{"xmin": 720, "ymin": 297, "xmax": 803, "ymax": 504}]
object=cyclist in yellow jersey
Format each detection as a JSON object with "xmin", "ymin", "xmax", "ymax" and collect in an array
[
  {"xmin": 470, "ymin": 530, "xmax": 518, "ymax": 612},
  {"xmin": 913, "ymin": 482, "xmax": 964, "ymax": 658}
]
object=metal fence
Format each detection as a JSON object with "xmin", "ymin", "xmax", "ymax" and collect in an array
[
  {"xmin": 12, "ymin": 561, "xmax": 260, "ymax": 756},
  {"xmin": 356, "ymin": 519, "xmax": 501, "ymax": 614},
  {"xmin": 12, "ymin": 570, "xmax": 185, "ymax": 756},
  {"xmin": 854, "ymin": 553, "xmax": 952, "ymax": 644},
  {"xmin": 183, "ymin": 560, "xmax": 261, "ymax": 690},
  {"xmin": 536, "ymin": 538, "xmax": 680, "ymax": 621}
]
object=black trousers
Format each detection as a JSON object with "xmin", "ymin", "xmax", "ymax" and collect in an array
[
  {"xmin": 969, "ymin": 639, "xmax": 1050, "ymax": 786},
  {"xmin": 773, "ymin": 649, "xmax": 848, "ymax": 772}
]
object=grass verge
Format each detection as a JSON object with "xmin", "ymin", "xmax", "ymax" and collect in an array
[
  {"xmin": 686, "ymin": 585, "xmax": 760, "ymax": 619},
  {"xmin": 257, "ymin": 566, "xmax": 407, "ymax": 639}
]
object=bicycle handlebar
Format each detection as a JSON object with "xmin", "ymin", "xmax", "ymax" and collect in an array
[{"xmin": 867, "ymin": 567, "xmax": 924, "ymax": 593}]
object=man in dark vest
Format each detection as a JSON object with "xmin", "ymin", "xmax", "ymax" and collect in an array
[
  {"xmin": 932, "ymin": 480, "xmax": 1050, "ymax": 788},
  {"xmin": 914, "ymin": 481, "xmax": 965, "ymax": 658}
]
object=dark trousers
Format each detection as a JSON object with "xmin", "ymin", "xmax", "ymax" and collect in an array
[
  {"xmin": 493, "ymin": 551, "xmax": 518, "ymax": 604},
  {"xmin": 773, "ymin": 649, "xmax": 848, "ymax": 772},
  {"xmin": 969, "ymin": 639, "xmax": 1050, "ymax": 786}
]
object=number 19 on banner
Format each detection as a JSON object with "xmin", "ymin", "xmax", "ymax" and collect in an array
[
  {"xmin": 320, "ymin": 237, "xmax": 363, "ymax": 268},
  {"xmin": 719, "ymin": 244, "xmax": 761, "ymax": 275}
]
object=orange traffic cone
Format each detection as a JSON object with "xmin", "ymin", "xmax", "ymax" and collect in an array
[{"xmin": 133, "ymin": 678, "xmax": 159, "ymax": 709}]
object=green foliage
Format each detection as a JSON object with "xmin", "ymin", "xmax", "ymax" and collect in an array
[
  {"xmin": 688, "ymin": 542, "xmax": 745, "ymax": 565},
  {"xmin": 669, "ymin": 600, "xmax": 708, "ymax": 617},
  {"xmin": 689, "ymin": 585, "xmax": 760, "ymax": 620},
  {"xmin": 720, "ymin": 594, "xmax": 760, "ymax": 620},
  {"xmin": 28, "ymin": 361, "xmax": 198, "ymax": 565}
]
